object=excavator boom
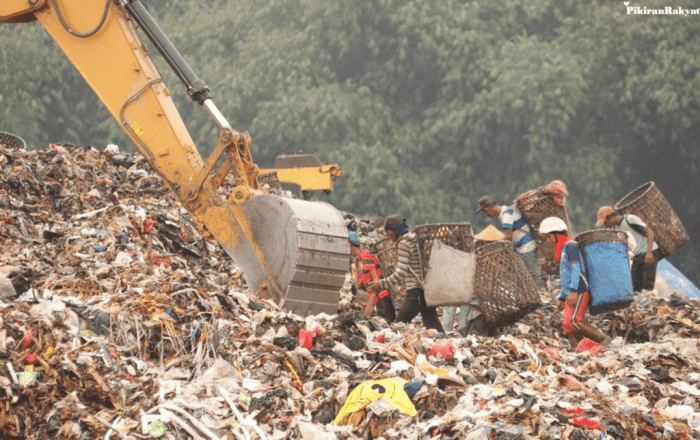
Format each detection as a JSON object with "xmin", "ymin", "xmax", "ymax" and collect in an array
[{"xmin": 1, "ymin": 0, "xmax": 350, "ymax": 315}]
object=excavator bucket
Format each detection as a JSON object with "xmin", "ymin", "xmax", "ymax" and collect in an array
[{"xmin": 206, "ymin": 195, "xmax": 350, "ymax": 316}]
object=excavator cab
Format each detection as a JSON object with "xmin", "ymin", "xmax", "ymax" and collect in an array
[
  {"xmin": 1, "ymin": 0, "xmax": 350, "ymax": 315},
  {"xmin": 259, "ymin": 151, "xmax": 342, "ymax": 200}
]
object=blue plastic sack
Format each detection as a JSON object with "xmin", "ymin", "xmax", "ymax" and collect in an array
[{"xmin": 581, "ymin": 240, "xmax": 634, "ymax": 315}]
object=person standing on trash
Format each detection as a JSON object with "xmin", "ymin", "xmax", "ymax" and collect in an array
[
  {"xmin": 596, "ymin": 206, "xmax": 662, "ymax": 295},
  {"xmin": 368, "ymin": 215, "xmax": 444, "ymax": 333},
  {"xmin": 539, "ymin": 216, "xmax": 612, "ymax": 349},
  {"xmin": 476, "ymin": 195, "xmax": 542, "ymax": 285},
  {"xmin": 349, "ymin": 231, "xmax": 396, "ymax": 323}
]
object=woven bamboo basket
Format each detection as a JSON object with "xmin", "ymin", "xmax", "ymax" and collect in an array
[
  {"xmin": 614, "ymin": 181, "xmax": 688, "ymax": 258},
  {"xmin": 413, "ymin": 223, "xmax": 474, "ymax": 280},
  {"xmin": 372, "ymin": 237, "xmax": 405, "ymax": 310},
  {"xmin": 576, "ymin": 229, "xmax": 628, "ymax": 267},
  {"xmin": 515, "ymin": 187, "xmax": 567, "ymax": 231},
  {"xmin": 537, "ymin": 241, "xmax": 559, "ymax": 276},
  {"xmin": 373, "ymin": 237, "xmax": 398, "ymax": 277},
  {"xmin": 515, "ymin": 186, "xmax": 568, "ymax": 275},
  {"xmin": 473, "ymin": 241, "xmax": 541, "ymax": 326},
  {"xmin": 576, "ymin": 229, "xmax": 628, "ymax": 250},
  {"xmin": 0, "ymin": 132, "xmax": 27, "ymax": 150}
]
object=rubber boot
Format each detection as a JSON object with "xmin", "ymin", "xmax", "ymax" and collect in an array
[
  {"xmin": 580, "ymin": 324, "xmax": 611, "ymax": 347},
  {"xmin": 567, "ymin": 332, "xmax": 582, "ymax": 351}
]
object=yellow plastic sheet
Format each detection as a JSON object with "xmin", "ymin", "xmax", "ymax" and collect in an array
[{"xmin": 333, "ymin": 377, "xmax": 417, "ymax": 425}]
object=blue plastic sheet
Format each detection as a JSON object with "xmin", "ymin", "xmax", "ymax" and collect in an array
[
  {"xmin": 657, "ymin": 259, "xmax": 700, "ymax": 299},
  {"xmin": 582, "ymin": 241, "xmax": 634, "ymax": 315}
]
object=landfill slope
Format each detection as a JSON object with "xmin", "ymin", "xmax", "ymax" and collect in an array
[{"xmin": 1, "ymin": 143, "xmax": 700, "ymax": 439}]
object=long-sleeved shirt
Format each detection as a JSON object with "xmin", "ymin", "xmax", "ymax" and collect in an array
[
  {"xmin": 379, "ymin": 232, "xmax": 422, "ymax": 292},
  {"xmin": 558, "ymin": 240, "xmax": 588, "ymax": 301}
]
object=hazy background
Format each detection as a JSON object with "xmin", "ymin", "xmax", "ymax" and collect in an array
[{"xmin": 1, "ymin": 0, "xmax": 698, "ymax": 284}]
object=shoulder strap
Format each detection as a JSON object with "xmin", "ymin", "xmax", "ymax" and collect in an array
[
  {"xmin": 409, "ymin": 238, "xmax": 425, "ymax": 285},
  {"xmin": 566, "ymin": 239, "xmax": 589, "ymax": 287},
  {"xmin": 623, "ymin": 215, "xmax": 646, "ymax": 236}
]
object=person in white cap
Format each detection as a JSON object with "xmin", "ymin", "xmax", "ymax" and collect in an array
[{"xmin": 539, "ymin": 217, "xmax": 611, "ymax": 349}]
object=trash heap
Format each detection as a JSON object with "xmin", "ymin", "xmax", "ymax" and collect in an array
[{"xmin": 1, "ymin": 143, "xmax": 700, "ymax": 440}]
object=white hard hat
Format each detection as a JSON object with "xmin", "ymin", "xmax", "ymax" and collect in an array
[{"xmin": 539, "ymin": 217, "xmax": 567, "ymax": 234}]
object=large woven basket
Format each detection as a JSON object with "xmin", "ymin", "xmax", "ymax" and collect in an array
[
  {"xmin": 515, "ymin": 187, "xmax": 567, "ymax": 231},
  {"xmin": 0, "ymin": 132, "xmax": 27, "ymax": 150},
  {"xmin": 373, "ymin": 237, "xmax": 398, "ymax": 277},
  {"xmin": 473, "ymin": 241, "xmax": 541, "ymax": 326},
  {"xmin": 537, "ymin": 241, "xmax": 559, "ymax": 276},
  {"xmin": 372, "ymin": 237, "xmax": 404, "ymax": 310},
  {"xmin": 614, "ymin": 182, "xmax": 688, "ymax": 258},
  {"xmin": 515, "ymin": 186, "xmax": 567, "ymax": 275},
  {"xmin": 575, "ymin": 229, "xmax": 634, "ymax": 315},
  {"xmin": 413, "ymin": 223, "xmax": 473, "ymax": 280},
  {"xmin": 576, "ymin": 229, "xmax": 628, "ymax": 250},
  {"xmin": 576, "ymin": 229, "xmax": 628, "ymax": 266}
]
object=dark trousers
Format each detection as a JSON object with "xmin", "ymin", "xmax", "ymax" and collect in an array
[
  {"xmin": 631, "ymin": 248, "xmax": 663, "ymax": 292},
  {"xmin": 377, "ymin": 295, "xmax": 396, "ymax": 324},
  {"xmin": 395, "ymin": 288, "xmax": 444, "ymax": 332}
]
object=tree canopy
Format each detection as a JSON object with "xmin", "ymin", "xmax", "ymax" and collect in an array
[{"xmin": 1, "ymin": 0, "xmax": 698, "ymax": 284}]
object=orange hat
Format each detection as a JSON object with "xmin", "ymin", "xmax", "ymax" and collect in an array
[{"xmin": 596, "ymin": 206, "xmax": 615, "ymax": 226}]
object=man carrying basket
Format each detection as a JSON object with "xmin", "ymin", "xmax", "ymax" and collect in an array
[
  {"xmin": 476, "ymin": 195, "xmax": 542, "ymax": 284},
  {"xmin": 596, "ymin": 206, "xmax": 662, "ymax": 295},
  {"xmin": 368, "ymin": 215, "xmax": 444, "ymax": 333},
  {"xmin": 539, "ymin": 217, "xmax": 612, "ymax": 349}
]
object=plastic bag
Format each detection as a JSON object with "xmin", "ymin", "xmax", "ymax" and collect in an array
[{"xmin": 423, "ymin": 240, "xmax": 476, "ymax": 307}]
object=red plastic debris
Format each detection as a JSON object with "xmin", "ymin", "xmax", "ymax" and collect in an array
[
  {"xmin": 558, "ymin": 374, "xmax": 584, "ymax": 389},
  {"xmin": 25, "ymin": 354, "xmax": 36, "ymax": 364},
  {"xmin": 427, "ymin": 339, "xmax": 456, "ymax": 361},
  {"xmin": 572, "ymin": 417, "xmax": 601, "ymax": 430},
  {"xmin": 23, "ymin": 330, "xmax": 33, "ymax": 348},
  {"xmin": 376, "ymin": 334, "xmax": 386, "ymax": 343},
  {"xmin": 565, "ymin": 407, "xmax": 585, "ymax": 415},
  {"xmin": 575, "ymin": 338, "xmax": 604, "ymax": 356},
  {"xmin": 298, "ymin": 327, "xmax": 323, "ymax": 349},
  {"xmin": 144, "ymin": 219, "xmax": 156, "ymax": 233}
]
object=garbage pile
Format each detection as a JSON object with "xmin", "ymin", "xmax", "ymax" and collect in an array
[{"xmin": 1, "ymin": 143, "xmax": 700, "ymax": 440}]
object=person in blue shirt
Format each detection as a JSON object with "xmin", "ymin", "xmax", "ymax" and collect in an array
[
  {"xmin": 539, "ymin": 217, "xmax": 611, "ymax": 349},
  {"xmin": 476, "ymin": 195, "xmax": 542, "ymax": 285}
]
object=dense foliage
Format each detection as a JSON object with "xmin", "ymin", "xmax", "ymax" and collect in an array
[{"xmin": 1, "ymin": 0, "xmax": 698, "ymax": 283}]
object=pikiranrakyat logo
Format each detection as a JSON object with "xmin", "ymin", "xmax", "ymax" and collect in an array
[{"xmin": 623, "ymin": 1, "xmax": 700, "ymax": 15}]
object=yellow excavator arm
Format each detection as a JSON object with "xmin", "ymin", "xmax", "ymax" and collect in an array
[{"xmin": 1, "ymin": 0, "xmax": 350, "ymax": 315}]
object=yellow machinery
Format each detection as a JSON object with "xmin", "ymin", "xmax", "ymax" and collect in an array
[
  {"xmin": 1, "ymin": 0, "xmax": 350, "ymax": 315},
  {"xmin": 259, "ymin": 151, "xmax": 342, "ymax": 197}
]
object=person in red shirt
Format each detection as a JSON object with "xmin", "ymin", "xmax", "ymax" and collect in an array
[{"xmin": 349, "ymin": 231, "xmax": 396, "ymax": 323}]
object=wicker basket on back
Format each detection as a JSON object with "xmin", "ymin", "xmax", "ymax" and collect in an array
[
  {"xmin": 614, "ymin": 181, "xmax": 688, "ymax": 258},
  {"xmin": 0, "ymin": 132, "xmax": 27, "ymax": 150},
  {"xmin": 576, "ymin": 229, "xmax": 629, "ymax": 273},
  {"xmin": 473, "ymin": 241, "xmax": 541, "ymax": 326},
  {"xmin": 372, "ymin": 237, "xmax": 404, "ymax": 310},
  {"xmin": 515, "ymin": 186, "xmax": 567, "ymax": 275},
  {"xmin": 373, "ymin": 237, "xmax": 398, "ymax": 277},
  {"xmin": 576, "ymin": 230, "xmax": 629, "ymax": 260},
  {"xmin": 413, "ymin": 223, "xmax": 474, "ymax": 280}
]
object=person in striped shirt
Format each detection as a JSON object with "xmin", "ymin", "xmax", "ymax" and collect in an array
[
  {"xmin": 368, "ymin": 215, "xmax": 444, "ymax": 332},
  {"xmin": 476, "ymin": 195, "xmax": 542, "ymax": 283}
]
